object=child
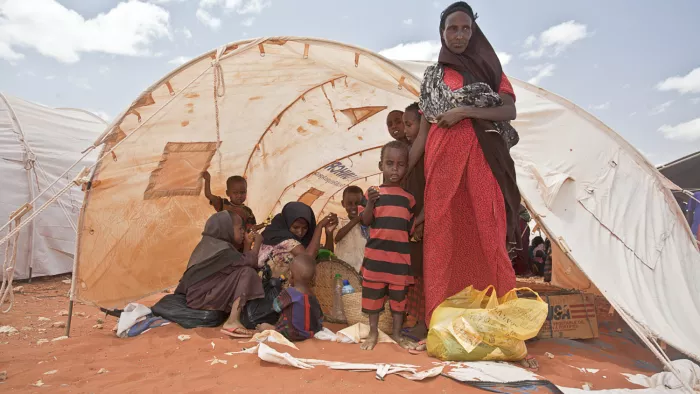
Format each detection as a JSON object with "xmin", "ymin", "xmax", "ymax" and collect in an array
[
  {"xmin": 256, "ymin": 254, "xmax": 323, "ymax": 342},
  {"xmin": 334, "ymin": 186, "xmax": 369, "ymax": 273},
  {"xmin": 202, "ymin": 171, "xmax": 260, "ymax": 232},
  {"xmin": 386, "ymin": 110, "xmax": 408, "ymax": 144},
  {"xmin": 401, "ymin": 103, "xmax": 428, "ymax": 341},
  {"xmin": 359, "ymin": 140, "xmax": 417, "ymax": 350}
]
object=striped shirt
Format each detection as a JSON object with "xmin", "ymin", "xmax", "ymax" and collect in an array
[{"xmin": 359, "ymin": 185, "xmax": 416, "ymax": 286}]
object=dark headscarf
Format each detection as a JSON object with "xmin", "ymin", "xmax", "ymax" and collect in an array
[
  {"xmin": 438, "ymin": 1, "xmax": 522, "ymax": 254},
  {"xmin": 177, "ymin": 211, "xmax": 241, "ymax": 290},
  {"xmin": 438, "ymin": 2, "xmax": 503, "ymax": 92},
  {"xmin": 261, "ymin": 202, "xmax": 316, "ymax": 247}
]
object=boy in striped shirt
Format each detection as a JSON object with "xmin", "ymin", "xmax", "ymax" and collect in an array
[{"xmin": 359, "ymin": 140, "xmax": 419, "ymax": 350}]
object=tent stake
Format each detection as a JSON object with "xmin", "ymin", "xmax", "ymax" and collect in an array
[{"xmin": 65, "ymin": 300, "xmax": 74, "ymax": 337}]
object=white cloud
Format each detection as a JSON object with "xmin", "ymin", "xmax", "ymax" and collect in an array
[
  {"xmin": 629, "ymin": 112, "xmax": 638, "ymax": 117},
  {"xmin": 403, "ymin": 19, "xmax": 413, "ymax": 26},
  {"xmin": 0, "ymin": 0, "xmax": 170, "ymax": 63},
  {"xmin": 182, "ymin": 28, "xmax": 193, "ymax": 39},
  {"xmin": 379, "ymin": 40, "xmax": 511, "ymax": 66},
  {"xmin": 656, "ymin": 67, "xmax": 700, "ymax": 95},
  {"xmin": 99, "ymin": 65, "xmax": 110, "ymax": 74},
  {"xmin": 590, "ymin": 101, "xmax": 611, "ymax": 111},
  {"xmin": 622, "ymin": 83, "xmax": 631, "ymax": 89},
  {"xmin": 196, "ymin": 8, "xmax": 221, "ymax": 29},
  {"xmin": 241, "ymin": 17, "xmax": 255, "ymax": 27},
  {"xmin": 45, "ymin": 75, "xmax": 55, "ymax": 80},
  {"xmin": 523, "ymin": 21, "xmax": 589, "ymax": 59},
  {"xmin": 168, "ymin": 55, "xmax": 192, "ymax": 65},
  {"xmin": 69, "ymin": 77, "xmax": 91, "ymax": 90},
  {"xmin": 649, "ymin": 100, "xmax": 674, "ymax": 116},
  {"xmin": 659, "ymin": 118, "xmax": 700, "ymax": 141},
  {"xmin": 379, "ymin": 41, "xmax": 441, "ymax": 61},
  {"xmin": 526, "ymin": 63, "xmax": 556, "ymax": 85},
  {"xmin": 497, "ymin": 52, "xmax": 512, "ymax": 66},
  {"xmin": 523, "ymin": 35, "xmax": 536, "ymax": 48},
  {"xmin": 692, "ymin": 97, "xmax": 700, "ymax": 105},
  {"xmin": 199, "ymin": 0, "xmax": 271, "ymax": 14}
]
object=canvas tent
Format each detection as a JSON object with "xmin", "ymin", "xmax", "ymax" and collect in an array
[
  {"xmin": 60, "ymin": 37, "xmax": 698, "ymax": 363},
  {"xmin": 0, "ymin": 93, "xmax": 104, "ymax": 280}
]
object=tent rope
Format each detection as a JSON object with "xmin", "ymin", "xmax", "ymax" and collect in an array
[
  {"xmin": 212, "ymin": 45, "xmax": 227, "ymax": 172},
  {"xmin": 0, "ymin": 57, "xmax": 215, "ymax": 241},
  {"xmin": 0, "ymin": 203, "xmax": 30, "ymax": 313},
  {"xmin": 0, "ymin": 168, "xmax": 91, "ymax": 253}
]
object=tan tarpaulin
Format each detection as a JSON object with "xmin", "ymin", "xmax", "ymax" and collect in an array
[{"xmin": 74, "ymin": 37, "xmax": 700, "ymax": 361}]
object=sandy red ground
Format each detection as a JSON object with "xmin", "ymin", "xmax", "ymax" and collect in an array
[{"xmin": 0, "ymin": 276, "xmax": 660, "ymax": 393}]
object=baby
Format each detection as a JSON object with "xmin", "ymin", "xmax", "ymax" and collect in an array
[{"xmin": 256, "ymin": 254, "xmax": 323, "ymax": 342}]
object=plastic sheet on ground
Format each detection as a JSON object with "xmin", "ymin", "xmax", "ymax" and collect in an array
[
  {"xmin": 252, "ymin": 342, "xmax": 442, "ymax": 381},
  {"xmin": 314, "ymin": 323, "xmax": 396, "ymax": 344},
  {"xmin": 239, "ymin": 329, "xmax": 298, "ymax": 350}
]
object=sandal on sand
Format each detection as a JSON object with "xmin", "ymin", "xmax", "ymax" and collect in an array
[
  {"xmin": 519, "ymin": 355, "xmax": 539, "ymax": 371},
  {"xmin": 220, "ymin": 327, "xmax": 255, "ymax": 338}
]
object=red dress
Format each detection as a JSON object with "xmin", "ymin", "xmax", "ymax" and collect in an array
[{"xmin": 423, "ymin": 68, "xmax": 517, "ymax": 324}]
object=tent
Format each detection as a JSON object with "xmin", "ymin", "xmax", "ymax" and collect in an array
[
  {"xmin": 0, "ymin": 93, "xmax": 105, "ymax": 280},
  {"xmin": 67, "ymin": 37, "xmax": 699, "ymax": 363}
]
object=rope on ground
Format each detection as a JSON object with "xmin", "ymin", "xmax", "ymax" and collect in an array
[{"xmin": 611, "ymin": 301, "xmax": 696, "ymax": 394}]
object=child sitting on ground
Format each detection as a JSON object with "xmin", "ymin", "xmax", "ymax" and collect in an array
[
  {"xmin": 386, "ymin": 110, "xmax": 409, "ymax": 144},
  {"xmin": 359, "ymin": 140, "xmax": 418, "ymax": 351},
  {"xmin": 256, "ymin": 254, "xmax": 323, "ymax": 342},
  {"xmin": 334, "ymin": 186, "xmax": 369, "ymax": 273},
  {"xmin": 202, "ymin": 171, "xmax": 261, "ymax": 232},
  {"xmin": 401, "ymin": 103, "xmax": 428, "ymax": 341}
]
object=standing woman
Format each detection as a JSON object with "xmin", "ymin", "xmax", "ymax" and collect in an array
[{"xmin": 410, "ymin": 2, "xmax": 521, "ymax": 325}]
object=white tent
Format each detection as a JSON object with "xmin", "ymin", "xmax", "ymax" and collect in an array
[
  {"xmin": 0, "ymin": 94, "xmax": 105, "ymax": 280},
  {"xmin": 61, "ymin": 37, "xmax": 697, "ymax": 363}
]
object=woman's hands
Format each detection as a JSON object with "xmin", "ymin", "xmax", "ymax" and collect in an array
[
  {"xmin": 436, "ymin": 107, "xmax": 470, "ymax": 128},
  {"xmin": 319, "ymin": 213, "xmax": 339, "ymax": 232}
]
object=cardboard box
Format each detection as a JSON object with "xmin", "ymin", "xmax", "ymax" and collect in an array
[{"xmin": 537, "ymin": 292, "xmax": 599, "ymax": 340}]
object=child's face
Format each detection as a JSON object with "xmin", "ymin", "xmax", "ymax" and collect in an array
[
  {"xmin": 386, "ymin": 111, "xmax": 405, "ymax": 141},
  {"xmin": 403, "ymin": 111, "xmax": 420, "ymax": 144},
  {"xmin": 289, "ymin": 218, "xmax": 309, "ymax": 240},
  {"xmin": 341, "ymin": 192, "xmax": 363, "ymax": 219},
  {"xmin": 232, "ymin": 215, "xmax": 246, "ymax": 246},
  {"xmin": 379, "ymin": 147, "xmax": 408, "ymax": 185},
  {"xmin": 227, "ymin": 181, "xmax": 247, "ymax": 205}
]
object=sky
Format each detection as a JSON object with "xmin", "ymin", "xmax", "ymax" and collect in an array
[{"xmin": 1, "ymin": 0, "xmax": 699, "ymax": 165}]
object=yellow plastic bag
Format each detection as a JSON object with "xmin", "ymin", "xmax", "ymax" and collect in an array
[{"xmin": 426, "ymin": 285, "xmax": 548, "ymax": 361}]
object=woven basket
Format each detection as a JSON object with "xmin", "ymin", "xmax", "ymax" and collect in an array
[
  {"xmin": 312, "ymin": 258, "xmax": 394, "ymax": 333},
  {"xmin": 341, "ymin": 291, "xmax": 394, "ymax": 335},
  {"xmin": 313, "ymin": 258, "xmax": 362, "ymax": 323}
]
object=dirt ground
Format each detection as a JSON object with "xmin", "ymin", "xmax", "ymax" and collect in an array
[{"xmin": 0, "ymin": 276, "xmax": 660, "ymax": 393}]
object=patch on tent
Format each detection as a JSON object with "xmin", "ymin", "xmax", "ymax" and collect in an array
[
  {"xmin": 143, "ymin": 142, "xmax": 218, "ymax": 200},
  {"xmin": 340, "ymin": 106, "xmax": 387, "ymax": 129},
  {"xmin": 133, "ymin": 93, "xmax": 156, "ymax": 109},
  {"xmin": 298, "ymin": 188, "xmax": 324, "ymax": 206},
  {"xmin": 103, "ymin": 127, "xmax": 127, "ymax": 149}
]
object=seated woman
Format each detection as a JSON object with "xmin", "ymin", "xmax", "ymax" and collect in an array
[
  {"xmin": 258, "ymin": 202, "xmax": 337, "ymax": 279},
  {"xmin": 175, "ymin": 211, "xmax": 263, "ymax": 338}
]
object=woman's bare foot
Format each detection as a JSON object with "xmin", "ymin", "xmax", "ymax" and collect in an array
[
  {"xmin": 520, "ymin": 355, "xmax": 539, "ymax": 371},
  {"xmin": 392, "ymin": 335, "xmax": 419, "ymax": 350},
  {"xmin": 360, "ymin": 331, "xmax": 379, "ymax": 350}
]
